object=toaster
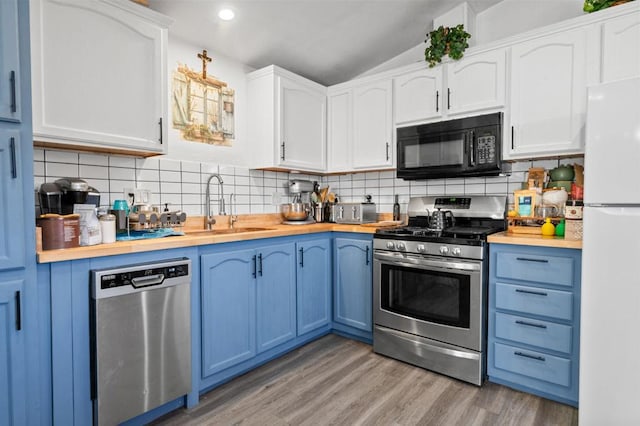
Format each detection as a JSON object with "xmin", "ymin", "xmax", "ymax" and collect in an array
[{"xmin": 333, "ymin": 202, "xmax": 376, "ymax": 224}]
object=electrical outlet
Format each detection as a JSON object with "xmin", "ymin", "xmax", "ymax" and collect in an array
[{"xmin": 124, "ymin": 188, "xmax": 151, "ymax": 205}]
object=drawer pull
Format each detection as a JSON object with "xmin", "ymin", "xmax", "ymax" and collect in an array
[
  {"xmin": 516, "ymin": 257, "xmax": 549, "ymax": 263},
  {"xmin": 514, "ymin": 351, "xmax": 546, "ymax": 362},
  {"xmin": 515, "ymin": 288, "xmax": 548, "ymax": 296},
  {"xmin": 515, "ymin": 320, "xmax": 547, "ymax": 329}
]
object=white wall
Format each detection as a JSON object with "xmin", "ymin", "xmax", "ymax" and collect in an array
[{"xmin": 163, "ymin": 36, "xmax": 255, "ymax": 166}]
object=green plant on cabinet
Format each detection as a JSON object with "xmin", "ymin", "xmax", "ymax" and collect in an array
[{"xmin": 424, "ymin": 24, "xmax": 472, "ymax": 68}]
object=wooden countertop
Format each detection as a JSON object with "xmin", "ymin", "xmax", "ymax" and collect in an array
[
  {"xmin": 488, "ymin": 231, "xmax": 582, "ymax": 249},
  {"xmin": 36, "ymin": 221, "xmax": 388, "ymax": 263}
]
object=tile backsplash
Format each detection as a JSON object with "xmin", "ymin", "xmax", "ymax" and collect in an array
[{"xmin": 34, "ymin": 148, "xmax": 583, "ymax": 216}]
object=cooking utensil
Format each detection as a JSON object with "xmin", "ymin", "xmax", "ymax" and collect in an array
[
  {"xmin": 430, "ymin": 209, "xmax": 455, "ymax": 231},
  {"xmin": 280, "ymin": 203, "xmax": 310, "ymax": 221},
  {"xmin": 549, "ymin": 165, "xmax": 575, "ymax": 181}
]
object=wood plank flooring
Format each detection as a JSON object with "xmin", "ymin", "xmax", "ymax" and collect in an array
[{"xmin": 152, "ymin": 334, "xmax": 578, "ymax": 426}]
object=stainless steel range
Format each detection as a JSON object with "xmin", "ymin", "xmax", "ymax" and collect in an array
[{"xmin": 373, "ymin": 195, "xmax": 506, "ymax": 385}]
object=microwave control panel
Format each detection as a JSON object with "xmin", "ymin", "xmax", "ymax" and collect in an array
[{"xmin": 476, "ymin": 135, "xmax": 496, "ymax": 165}]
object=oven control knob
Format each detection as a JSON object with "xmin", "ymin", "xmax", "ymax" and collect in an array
[
  {"xmin": 439, "ymin": 246, "xmax": 449, "ymax": 254},
  {"xmin": 396, "ymin": 242, "xmax": 406, "ymax": 251},
  {"xmin": 386, "ymin": 241, "xmax": 395, "ymax": 250},
  {"xmin": 452, "ymin": 247, "xmax": 462, "ymax": 256},
  {"xmin": 417, "ymin": 244, "xmax": 426, "ymax": 253}
]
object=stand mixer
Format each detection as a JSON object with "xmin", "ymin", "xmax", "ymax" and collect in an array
[{"xmin": 281, "ymin": 180, "xmax": 315, "ymax": 224}]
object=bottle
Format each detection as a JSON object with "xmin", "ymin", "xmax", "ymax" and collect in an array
[
  {"xmin": 541, "ymin": 217, "xmax": 555, "ymax": 236},
  {"xmin": 555, "ymin": 218, "xmax": 565, "ymax": 237},
  {"xmin": 393, "ymin": 195, "xmax": 400, "ymax": 221},
  {"xmin": 100, "ymin": 214, "xmax": 117, "ymax": 244}
]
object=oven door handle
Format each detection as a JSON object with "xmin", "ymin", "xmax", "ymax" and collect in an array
[{"xmin": 374, "ymin": 251, "xmax": 481, "ymax": 272}]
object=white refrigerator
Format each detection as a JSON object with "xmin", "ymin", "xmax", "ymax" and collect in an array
[{"xmin": 579, "ymin": 76, "xmax": 640, "ymax": 425}]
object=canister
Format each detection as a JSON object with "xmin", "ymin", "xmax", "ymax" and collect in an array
[
  {"xmin": 564, "ymin": 200, "xmax": 583, "ymax": 219},
  {"xmin": 100, "ymin": 214, "xmax": 117, "ymax": 243},
  {"xmin": 37, "ymin": 214, "xmax": 80, "ymax": 250}
]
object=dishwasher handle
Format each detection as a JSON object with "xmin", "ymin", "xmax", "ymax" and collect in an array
[{"xmin": 131, "ymin": 274, "xmax": 165, "ymax": 288}]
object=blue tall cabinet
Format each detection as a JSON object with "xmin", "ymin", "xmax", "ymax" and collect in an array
[{"xmin": 0, "ymin": 0, "xmax": 38, "ymax": 424}]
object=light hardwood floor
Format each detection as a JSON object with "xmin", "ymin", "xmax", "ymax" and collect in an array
[{"xmin": 153, "ymin": 334, "xmax": 578, "ymax": 426}]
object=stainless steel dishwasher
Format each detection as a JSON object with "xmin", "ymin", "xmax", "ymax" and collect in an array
[{"xmin": 90, "ymin": 258, "xmax": 191, "ymax": 426}]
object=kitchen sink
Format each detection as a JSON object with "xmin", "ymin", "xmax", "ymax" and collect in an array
[{"xmin": 184, "ymin": 227, "xmax": 273, "ymax": 236}]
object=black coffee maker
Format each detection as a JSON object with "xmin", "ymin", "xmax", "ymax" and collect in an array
[{"xmin": 38, "ymin": 178, "xmax": 100, "ymax": 215}]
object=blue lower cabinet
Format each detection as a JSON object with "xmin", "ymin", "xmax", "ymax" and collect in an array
[
  {"xmin": 201, "ymin": 242, "xmax": 297, "ymax": 378},
  {"xmin": 0, "ymin": 279, "xmax": 26, "ymax": 426},
  {"xmin": 296, "ymin": 238, "xmax": 331, "ymax": 335},
  {"xmin": 256, "ymin": 243, "xmax": 297, "ymax": 353},
  {"xmin": 201, "ymin": 248, "xmax": 257, "ymax": 377},
  {"xmin": 488, "ymin": 243, "xmax": 581, "ymax": 407},
  {"xmin": 333, "ymin": 236, "xmax": 373, "ymax": 337}
]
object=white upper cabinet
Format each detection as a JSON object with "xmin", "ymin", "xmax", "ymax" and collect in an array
[
  {"xmin": 352, "ymin": 79, "xmax": 393, "ymax": 170},
  {"xmin": 393, "ymin": 49, "xmax": 506, "ymax": 126},
  {"xmin": 393, "ymin": 67, "xmax": 442, "ymax": 125},
  {"xmin": 601, "ymin": 10, "xmax": 640, "ymax": 82},
  {"xmin": 30, "ymin": 0, "xmax": 171, "ymax": 155},
  {"xmin": 507, "ymin": 27, "xmax": 589, "ymax": 159},
  {"xmin": 248, "ymin": 65, "xmax": 327, "ymax": 173},
  {"xmin": 446, "ymin": 49, "xmax": 506, "ymax": 115},
  {"xmin": 327, "ymin": 88, "xmax": 352, "ymax": 173}
]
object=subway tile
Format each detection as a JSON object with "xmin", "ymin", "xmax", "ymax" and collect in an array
[
  {"xmin": 33, "ymin": 148, "xmax": 45, "ymax": 161},
  {"xmin": 160, "ymin": 182, "xmax": 181, "ymax": 194},
  {"xmin": 235, "ymin": 167, "xmax": 250, "ymax": 177},
  {"xmin": 235, "ymin": 175, "xmax": 250, "ymax": 186},
  {"xmin": 182, "ymin": 193, "xmax": 201, "ymax": 205},
  {"xmin": 464, "ymin": 177, "xmax": 486, "ymax": 185},
  {"xmin": 263, "ymin": 171, "xmax": 276, "ymax": 180},
  {"xmin": 510, "ymin": 160, "xmax": 532, "ymax": 172},
  {"xmin": 134, "ymin": 181, "xmax": 160, "ymax": 194},
  {"xmin": 507, "ymin": 182, "xmax": 523, "ymax": 193},
  {"xmin": 80, "ymin": 164, "xmax": 109, "ymax": 179},
  {"xmin": 507, "ymin": 171, "xmax": 526, "ymax": 183},
  {"xmin": 161, "ymin": 193, "xmax": 182, "ymax": 208},
  {"xmin": 219, "ymin": 165, "xmax": 235, "ymax": 175},
  {"xmin": 200, "ymin": 162, "xmax": 218, "ymax": 174},
  {"xmin": 110, "ymin": 167, "xmax": 136, "ymax": 181},
  {"xmin": 446, "ymin": 184, "xmax": 465, "ymax": 195},
  {"xmin": 378, "ymin": 195, "xmax": 394, "ymax": 204},
  {"xmin": 428, "ymin": 185, "xmax": 445, "ymax": 195},
  {"xmin": 532, "ymin": 159, "xmax": 559, "ymax": 170},
  {"xmin": 351, "ymin": 172, "xmax": 366, "ymax": 181},
  {"xmin": 250, "ymin": 185, "xmax": 264, "ymax": 196},
  {"xmin": 220, "ymin": 174, "xmax": 235, "ymax": 186},
  {"xmin": 181, "ymin": 204, "xmax": 202, "ymax": 216},
  {"xmin": 109, "ymin": 180, "xmax": 136, "ymax": 194},
  {"xmin": 159, "ymin": 158, "xmax": 181, "ymax": 171},
  {"xmin": 235, "ymin": 194, "xmax": 250, "ymax": 204},
  {"xmin": 485, "ymin": 182, "xmax": 508, "ymax": 194},
  {"xmin": 109, "ymin": 155, "xmax": 135, "ymax": 168},
  {"xmin": 181, "ymin": 183, "xmax": 200, "ymax": 194},
  {"xmin": 89, "ymin": 179, "xmax": 110, "ymax": 194},
  {"xmin": 160, "ymin": 170, "xmax": 181, "ymax": 183},
  {"xmin": 34, "ymin": 161, "xmax": 45, "ymax": 176},
  {"xmin": 427, "ymin": 179, "xmax": 445, "ymax": 186},
  {"xmin": 379, "ymin": 186, "xmax": 394, "ymax": 196},
  {"xmin": 465, "ymin": 183, "xmax": 485, "ymax": 194},
  {"xmin": 236, "ymin": 205, "xmax": 251, "ymax": 214},
  {"xmin": 181, "ymin": 160, "xmax": 200, "ymax": 173},
  {"xmin": 135, "ymin": 158, "xmax": 159, "ymax": 170},
  {"xmin": 234, "ymin": 185, "xmax": 251, "ymax": 196},
  {"xmin": 149, "ymin": 193, "xmax": 161, "ymax": 206},
  {"xmin": 365, "ymin": 171, "xmax": 380, "ymax": 181},
  {"xmin": 79, "ymin": 153, "xmax": 108, "ymax": 166},
  {"xmin": 249, "ymin": 170, "xmax": 263, "ymax": 179},
  {"xmin": 352, "ymin": 179, "xmax": 365, "ymax": 189},
  {"xmin": 45, "ymin": 150, "xmax": 78, "ymax": 164},
  {"xmin": 483, "ymin": 174, "xmax": 507, "ymax": 183},
  {"xmin": 34, "ymin": 176, "xmax": 45, "ymax": 190},
  {"xmin": 327, "ymin": 175, "xmax": 340, "ymax": 184},
  {"xmin": 379, "ymin": 171, "xmax": 394, "ymax": 179},
  {"xmin": 263, "ymin": 177, "xmax": 276, "ymax": 187},
  {"xmin": 570, "ymin": 157, "xmax": 584, "ymax": 166},
  {"xmin": 136, "ymin": 168, "xmax": 160, "ymax": 182},
  {"xmin": 46, "ymin": 162, "xmax": 78, "ymax": 178},
  {"xmin": 250, "ymin": 204, "xmax": 264, "ymax": 214},
  {"xmin": 181, "ymin": 171, "xmax": 200, "ymax": 183},
  {"xmin": 379, "ymin": 178, "xmax": 394, "ymax": 188}
]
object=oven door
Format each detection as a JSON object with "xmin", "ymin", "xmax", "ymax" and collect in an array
[{"xmin": 373, "ymin": 250, "xmax": 484, "ymax": 351}]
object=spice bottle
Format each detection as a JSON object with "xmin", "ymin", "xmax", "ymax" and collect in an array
[{"xmin": 100, "ymin": 214, "xmax": 116, "ymax": 244}]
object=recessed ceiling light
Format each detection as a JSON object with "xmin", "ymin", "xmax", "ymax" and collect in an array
[{"xmin": 218, "ymin": 9, "xmax": 235, "ymax": 21}]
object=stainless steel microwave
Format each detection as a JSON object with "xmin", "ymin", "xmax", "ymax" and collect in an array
[{"xmin": 396, "ymin": 112, "xmax": 510, "ymax": 180}]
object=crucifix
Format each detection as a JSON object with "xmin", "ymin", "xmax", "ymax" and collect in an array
[{"xmin": 197, "ymin": 49, "xmax": 212, "ymax": 79}]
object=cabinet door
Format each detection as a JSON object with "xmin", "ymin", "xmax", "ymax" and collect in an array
[
  {"xmin": 0, "ymin": 279, "xmax": 26, "ymax": 426},
  {"xmin": 279, "ymin": 76, "xmax": 327, "ymax": 171},
  {"xmin": 256, "ymin": 243, "xmax": 296, "ymax": 353},
  {"xmin": 508, "ymin": 28, "xmax": 588, "ymax": 158},
  {"xmin": 0, "ymin": 0, "xmax": 21, "ymax": 123},
  {"xmin": 296, "ymin": 239, "xmax": 331, "ymax": 335},
  {"xmin": 352, "ymin": 79, "xmax": 393, "ymax": 169},
  {"xmin": 327, "ymin": 89, "xmax": 351, "ymax": 172},
  {"xmin": 30, "ymin": 0, "xmax": 169, "ymax": 154},
  {"xmin": 602, "ymin": 11, "xmax": 640, "ymax": 82},
  {"xmin": 334, "ymin": 238, "xmax": 373, "ymax": 331},
  {"xmin": 201, "ymin": 250, "xmax": 256, "ymax": 377},
  {"xmin": 0, "ymin": 130, "xmax": 25, "ymax": 271},
  {"xmin": 394, "ymin": 67, "xmax": 442, "ymax": 125},
  {"xmin": 446, "ymin": 49, "xmax": 506, "ymax": 115}
]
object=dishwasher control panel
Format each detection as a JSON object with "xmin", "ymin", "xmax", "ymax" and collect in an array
[{"xmin": 100, "ymin": 263, "xmax": 189, "ymax": 289}]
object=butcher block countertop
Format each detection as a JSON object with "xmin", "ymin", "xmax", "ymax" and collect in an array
[
  {"xmin": 488, "ymin": 231, "xmax": 582, "ymax": 249},
  {"xmin": 36, "ymin": 214, "xmax": 402, "ymax": 263}
]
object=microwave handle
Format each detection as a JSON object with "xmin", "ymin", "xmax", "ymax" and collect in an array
[{"xmin": 469, "ymin": 131, "xmax": 475, "ymax": 166}]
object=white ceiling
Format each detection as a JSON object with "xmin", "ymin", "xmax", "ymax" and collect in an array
[{"xmin": 149, "ymin": 0, "xmax": 503, "ymax": 86}]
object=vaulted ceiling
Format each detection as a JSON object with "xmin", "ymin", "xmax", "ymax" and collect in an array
[{"xmin": 149, "ymin": 0, "xmax": 503, "ymax": 86}]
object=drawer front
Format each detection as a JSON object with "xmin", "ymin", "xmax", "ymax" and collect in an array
[
  {"xmin": 495, "ymin": 312, "xmax": 573, "ymax": 354},
  {"xmin": 496, "ymin": 252, "xmax": 575, "ymax": 287},
  {"xmin": 495, "ymin": 282, "xmax": 573, "ymax": 321},
  {"xmin": 494, "ymin": 342, "xmax": 571, "ymax": 387}
]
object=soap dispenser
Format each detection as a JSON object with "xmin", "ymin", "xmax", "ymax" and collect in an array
[{"xmin": 541, "ymin": 218, "xmax": 555, "ymax": 236}]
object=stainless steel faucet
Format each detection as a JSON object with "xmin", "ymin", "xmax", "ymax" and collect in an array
[
  {"xmin": 229, "ymin": 193, "xmax": 238, "ymax": 229},
  {"xmin": 205, "ymin": 174, "xmax": 225, "ymax": 229}
]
